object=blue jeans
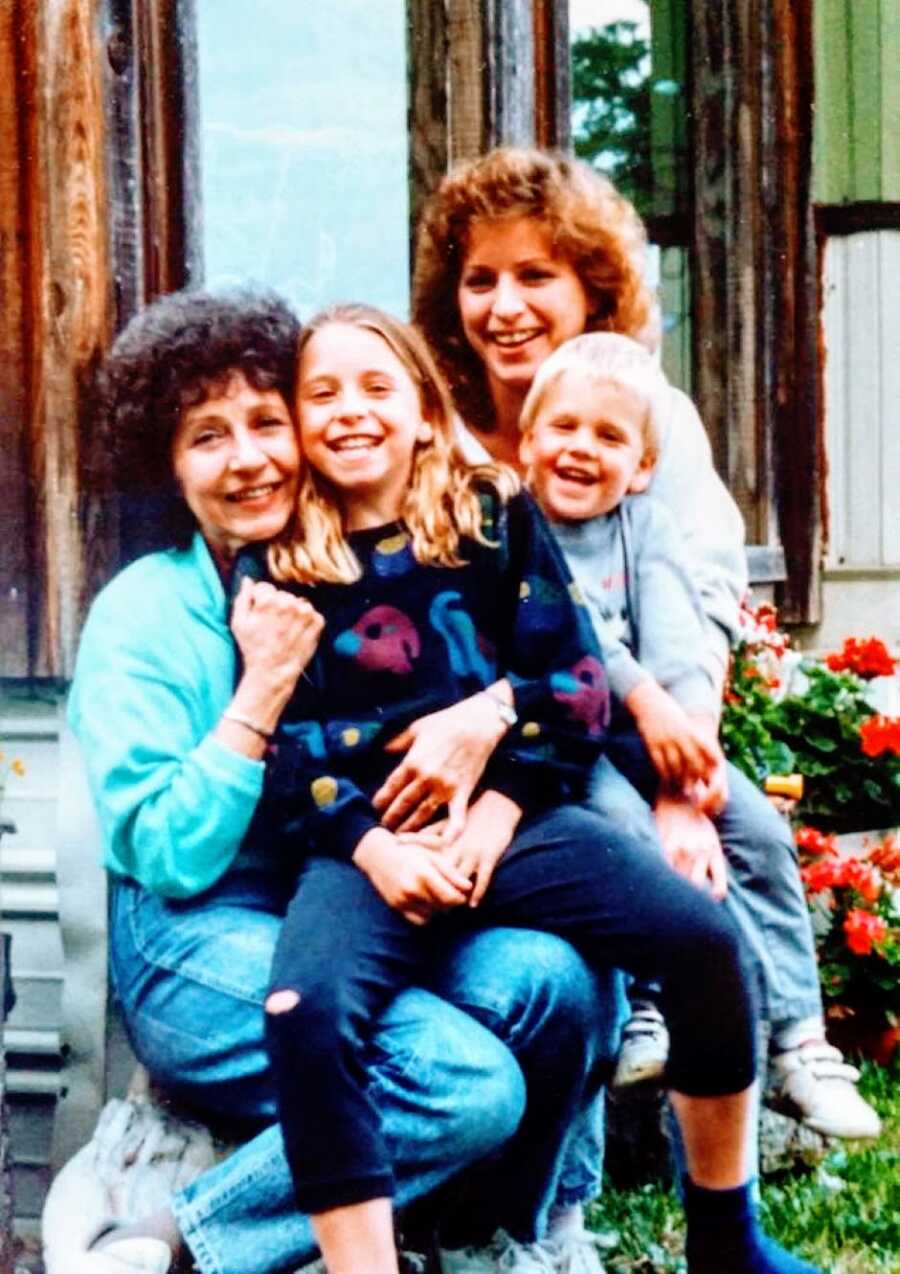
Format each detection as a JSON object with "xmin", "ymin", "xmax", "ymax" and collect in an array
[
  {"xmin": 109, "ymin": 869, "xmax": 623, "ymax": 1274},
  {"xmin": 266, "ymin": 808, "xmax": 756, "ymax": 1222},
  {"xmin": 590, "ymin": 755, "xmax": 823, "ymax": 1028}
]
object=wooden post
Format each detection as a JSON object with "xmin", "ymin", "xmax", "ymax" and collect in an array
[
  {"xmin": 690, "ymin": 0, "xmax": 820, "ymax": 621},
  {"xmin": 533, "ymin": 0, "xmax": 570, "ymax": 149},
  {"xmin": 17, "ymin": 0, "xmax": 111, "ymax": 677},
  {"xmin": 407, "ymin": 0, "xmax": 449, "ymax": 241},
  {"xmin": 0, "ymin": 0, "xmax": 34, "ymax": 676}
]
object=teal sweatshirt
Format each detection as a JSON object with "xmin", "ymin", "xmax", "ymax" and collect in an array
[{"xmin": 68, "ymin": 534, "xmax": 267, "ymax": 898}]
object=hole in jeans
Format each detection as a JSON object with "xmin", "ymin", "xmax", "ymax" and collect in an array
[{"xmin": 265, "ymin": 988, "xmax": 301, "ymax": 1014}]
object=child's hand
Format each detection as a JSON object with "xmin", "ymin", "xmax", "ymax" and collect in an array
[
  {"xmin": 625, "ymin": 680, "xmax": 722, "ymax": 791},
  {"xmin": 352, "ymin": 827, "xmax": 472, "ymax": 925},
  {"xmin": 689, "ymin": 752, "xmax": 729, "ymax": 817},
  {"xmin": 404, "ymin": 789, "xmax": 522, "ymax": 907},
  {"xmin": 653, "ymin": 793, "xmax": 728, "ymax": 900}
]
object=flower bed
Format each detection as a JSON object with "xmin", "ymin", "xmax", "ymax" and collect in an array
[
  {"xmin": 721, "ymin": 605, "xmax": 900, "ymax": 833},
  {"xmin": 722, "ymin": 607, "xmax": 900, "ymax": 1051}
]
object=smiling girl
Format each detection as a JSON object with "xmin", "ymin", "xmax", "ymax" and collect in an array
[{"xmin": 242, "ymin": 302, "xmax": 819, "ymax": 1274}]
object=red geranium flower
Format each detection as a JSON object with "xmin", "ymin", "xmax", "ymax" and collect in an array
[
  {"xmin": 826, "ymin": 636, "xmax": 896, "ymax": 679},
  {"xmin": 796, "ymin": 826, "xmax": 837, "ymax": 856},
  {"xmin": 842, "ymin": 858, "xmax": 881, "ymax": 903},
  {"xmin": 843, "ymin": 909, "xmax": 888, "ymax": 956},
  {"xmin": 801, "ymin": 858, "xmax": 846, "ymax": 892},
  {"xmin": 859, "ymin": 714, "xmax": 900, "ymax": 758}
]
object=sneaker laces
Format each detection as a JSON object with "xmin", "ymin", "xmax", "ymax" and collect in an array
[
  {"xmin": 545, "ymin": 1228, "xmax": 609, "ymax": 1273},
  {"xmin": 773, "ymin": 1041, "xmax": 861, "ymax": 1085},
  {"xmin": 620, "ymin": 1003, "xmax": 666, "ymax": 1042},
  {"xmin": 493, "ymin": 1232, "xmax": 559, "ymax": 1272}
]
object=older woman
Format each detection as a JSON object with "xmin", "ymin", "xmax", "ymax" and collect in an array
[
  {"xmin": 412, "ymin": 146, "xmax": 878, "ymax": 1150},
  {"xmin": 66, "ymin": 289, "xmax": 621, "ymax": 1274}
]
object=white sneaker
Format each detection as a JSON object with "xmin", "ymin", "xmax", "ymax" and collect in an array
[
  {"xmin": 68, "ymin": 1235, "xmax": 172, "ymax": 1274},
  {"xmin": 611, "ymin": 1002, "xmax": 668, "ymax": 1088},
  {"xmin": 543, "ymin": 1229, "xmax": 608, "ymax": 1273},
  {"xmin": 300, "ymin": 1251, "xmax": 426, "ymax": 1273},
  {"xmin": 769, "ymin": 1041, "xmax": 882, "ymax": 1139},
  {"xmin": 440, "ymin": 1229, "xmax": 557, "ymax": 1272}
]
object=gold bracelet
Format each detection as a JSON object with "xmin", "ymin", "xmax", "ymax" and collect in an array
[{"xmin": 222, "ymin": 710, "xmax": 272, "ymax": 742}]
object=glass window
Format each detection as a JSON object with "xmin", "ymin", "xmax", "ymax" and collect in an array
[
  {"xmin": 570, "ymin": 0, "xmax": 691, "ymax": 388},
  {"xmin": 196, "ymin": 0, "xmax": 410, "ymax": 319}
]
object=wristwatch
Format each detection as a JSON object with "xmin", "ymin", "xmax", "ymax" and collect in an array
[{"xmin": 481, "ymin": 687, "xmax": 518, "ymax": 728}]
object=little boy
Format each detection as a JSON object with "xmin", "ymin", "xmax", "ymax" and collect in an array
[{"xmin": 518, "ymin": 332, "xmax": 880, "ymax": 1140}]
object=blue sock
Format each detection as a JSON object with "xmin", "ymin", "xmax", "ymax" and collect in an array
[{"xmin": 683, "ymin": 1179, "xmax": 821, "ymax": 1274}]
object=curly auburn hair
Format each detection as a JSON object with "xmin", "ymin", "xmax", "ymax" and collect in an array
[
  {"xmin": 412, "ymin": 147, "xmax": 655, "ymax": 431},
  {"xmin": 101, "ymin": 288, "xmax": 300, "ymax": 549},
  {"xmin": 268, "ymin": 302, "xmax": 517, "ymax": 586}
]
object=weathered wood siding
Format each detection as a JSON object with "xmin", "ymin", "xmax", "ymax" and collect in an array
[{"xmin": 821, "ymin": 231, "xmax": 900, "ymax": 570}]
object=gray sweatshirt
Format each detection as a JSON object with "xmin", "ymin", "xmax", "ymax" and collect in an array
[{"xmin": 551, "ymin": 496, "xmax": 719, "ymax": 718}]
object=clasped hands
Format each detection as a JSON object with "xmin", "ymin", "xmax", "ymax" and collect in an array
[
  {"xmin": 626, "ymin": 679, "xmax": 731, "ymax": 898},
  {"xmin": 354, "ymin": 689, "xmax": 521, "ymax": 923}
]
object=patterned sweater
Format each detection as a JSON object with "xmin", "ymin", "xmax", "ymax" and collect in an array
[{"xmin": 234, "ymin": 489, "xmax": 610, "ymax": 862}]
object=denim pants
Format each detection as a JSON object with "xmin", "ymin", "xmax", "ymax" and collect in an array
[
  {"xmin": 590, "ymin": 753, "xmax": 823, "ymax": 1029},
  {"xmin": 266, "ymin": 806, "xmax": 756, "ymax": 1229},
  {"xmin": 109, "ymin": 868, "xmax": 624, "ymax": 1274}
]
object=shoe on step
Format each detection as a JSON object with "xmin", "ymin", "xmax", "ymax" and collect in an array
[
  {"xmin": 768, "ymin": 1041, "xmax": 881, "ymax": 1139},
  {"xmin": 440, "ymin": 1228, "xmax": 557, "ymax": 1271},
  {"xmin": 612, "ymin": 1002, "xmax": 668, "ymax": 1088},
  {"xmin": 66, "ymin": 1221, "xmax": 172, "ymax": 1274}
]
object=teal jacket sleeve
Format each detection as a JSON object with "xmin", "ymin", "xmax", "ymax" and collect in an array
[{"xmin": 68, "ymin": 548, "xmax": 266, "ymax": 898}]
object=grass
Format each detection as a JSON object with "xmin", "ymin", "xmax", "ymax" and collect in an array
[{"xmin": 586, "ymin": 1055, "xmax": 900, "ymax": 1273}]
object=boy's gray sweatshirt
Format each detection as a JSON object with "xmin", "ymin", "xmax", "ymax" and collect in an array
[
  {"xmin": 551, "ymin": 495, "xmax": 720, "ymax": 718},
  {"xmin": 457, "ymin": 383, "xmax": 747, "ymax": 692}
]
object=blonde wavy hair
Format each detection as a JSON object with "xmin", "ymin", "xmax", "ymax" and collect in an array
[
  {"xmin": 269, "ymin": 303, "xmax": 518, "ymax": 586},
  {"xmin": 412, "ymin": 147, "xmax": 656, "ymax": 431}
]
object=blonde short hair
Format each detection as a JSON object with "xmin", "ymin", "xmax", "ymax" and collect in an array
[{"xmin": 519, "ymin": 332, "xmax": 668, "ymax": 454}]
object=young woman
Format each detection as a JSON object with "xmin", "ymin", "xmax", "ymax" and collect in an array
[
  {"xmin": 247, "ymin": 302, "xmax": 820, "ymax": 1274},
  {"xmin": 66, "ymin": 289, "xmax": 621, "ymax": 1274},
  {"xmin": 412, "ymin": 146, "xmax": 878, "ymax": 1143}
]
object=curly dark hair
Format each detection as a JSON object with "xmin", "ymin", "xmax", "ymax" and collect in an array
[
  {"xmin": 101, "ymin": 288, "xmax": 300, "ymax": 549},
  {"xmin": 412, "ymin": 147, "xmax": 654, "ymax": 432}
]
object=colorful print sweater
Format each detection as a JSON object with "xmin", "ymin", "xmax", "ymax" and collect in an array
[{"xmin": 234, "ymin": 489, "xmax": 610, "ymax": 862}]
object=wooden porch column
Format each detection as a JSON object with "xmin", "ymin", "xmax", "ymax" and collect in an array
[
  {"xmin": 0, "ymin": 0, "xmax": 111, "ymax": 678},
  {"xmin": 690, "ymin": 0, "xmax": 820, "ymax": 622},
  {"xmin": 408, "ymin": 0, "xmax": 569, "ymax": 228}
]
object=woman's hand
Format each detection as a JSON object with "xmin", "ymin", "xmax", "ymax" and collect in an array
[
  {"xmin": 373, "ymin": 684, "xmax": 512, "ymax": 841},
  {"xmin": 625, "ymin": 680, "xmax": 722, "ymax": 793},
  {"xmin": 352, "ymin": 827, "xmax": 473, "ymax": 925},
  {"xmin": 653, "ymin": 793, "xmax": 728, "ymax": 900},
  {"xmin": 404, "ymin": 789, "xmax": 522, "ymax": 907},
  {"xmin": 231, "ymin": 577, "xmax": 324, "ymax": 690},
  {"xmin": 218, "ymin": 579, "xmax": 324, "ymax": 756}
]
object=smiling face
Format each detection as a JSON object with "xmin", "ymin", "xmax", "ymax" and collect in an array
[
  {"xmin": 297, "ymin": 322, "xmax": 434, "ymax": 530},
  {"xmin": 457, "ymin": 217, "xmax": 591, "ymax": 416},
  {"xmin": 170, "ymin": 372, "xmax": 299, "ymax": 567},
  {"xmin": 520, "ymin": 371, "xmax": 656, "ymax": 523}
]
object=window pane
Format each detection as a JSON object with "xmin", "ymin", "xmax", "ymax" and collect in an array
[
  {"xmin": 196, "ymin": 1, "xmax": 410, "ymax": 319},
  {"xmin": 570, "ymin": 0, "xmax": 691, "ymax": 388}
]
